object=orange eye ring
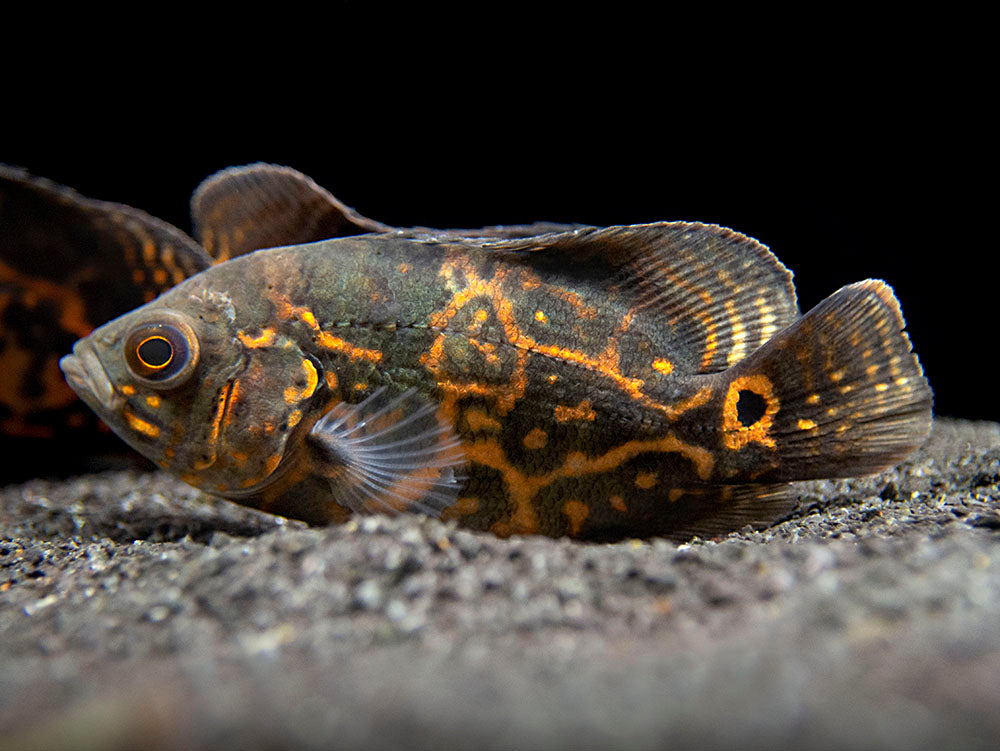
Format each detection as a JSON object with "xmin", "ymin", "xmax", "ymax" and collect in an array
[
  {"xmin": 123, "ymin": 314, "xmax": 200, "ymax": 389},
  {"xmin": 135, "ymin": 335, "xmax": 174, "ymax": 370}
]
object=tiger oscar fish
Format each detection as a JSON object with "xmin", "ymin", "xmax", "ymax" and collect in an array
[{"xmin": 59, "ymin": 222, "xmax": 933, "ymax": 541}]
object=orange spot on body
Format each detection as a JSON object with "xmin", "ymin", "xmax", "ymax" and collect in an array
[
  {"xmin": 635, "ymin": 471, "xmax": 658, "ymax": 489},
  {"xmin": 609, "ymin": 495, "xmax": 627, "ymax": 512},
  {"xmin": 563, "ymin": 499, "xmax": 589, "ymax": 536},
  {"xmin": 554, "ymin": 399, "xmax": 596, "ymax": 423},
  {"xmin": 468, "ymin": 338, "xmax": 500, "ymax": 365},
  {"xmin": 522, "ymin": 427, "xmax": 548, "ymax": 449},
  {"xmin": 652, "ymin": 358, "xmax": 673, "ymax": 375},
  {"xmin": 465, "ymin": 408, "xmax": 502, "ymax": 433}
]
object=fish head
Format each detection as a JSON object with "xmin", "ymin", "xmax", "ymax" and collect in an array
[{"xmin": 59, "ymin": 270, "xmax": 324, "ymax": 498}]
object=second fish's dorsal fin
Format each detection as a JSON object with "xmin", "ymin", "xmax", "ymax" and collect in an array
[
  {"xmin": 190, "ymin": 163, "xmax": 391, "ymax": 262},
  {"xmin": 483, "ymin": 222, "xmax": 800, "ymax": 373}
]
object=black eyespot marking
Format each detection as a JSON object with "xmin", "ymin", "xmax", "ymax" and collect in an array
[
  {"xmin": 736, "ymin": 389, "xmax": 767, "ymax": 427},
  {"xmin": 123, "ymin": 315, "xmax": 200, "ymax": 389}
]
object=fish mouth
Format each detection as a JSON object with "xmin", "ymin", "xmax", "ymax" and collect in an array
[{"xmin": 59, "ymin": 342, "xmax": 123, "ymax": 414}]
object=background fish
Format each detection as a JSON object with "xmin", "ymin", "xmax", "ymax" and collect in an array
[
  {"xmin": 60, "ymin": 224, "xmax": 932, "ymax": 541},
  {"xmin": 0, "ymin": 163, "xmax": 574, "ymax": 482}
]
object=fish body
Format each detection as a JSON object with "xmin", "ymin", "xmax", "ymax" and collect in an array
[{"xmin": 60, "ymin": 222, "xmax": 932, "ymax": 541}]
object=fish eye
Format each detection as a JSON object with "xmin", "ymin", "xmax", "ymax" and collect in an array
[{"xmin": 123, "ymin": 314, "xmax": 200, "ymax": 389}]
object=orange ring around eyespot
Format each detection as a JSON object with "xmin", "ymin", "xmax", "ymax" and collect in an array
[{"xmin": 136, "ymin": 335, "xmax": 174, "ymax": 370}]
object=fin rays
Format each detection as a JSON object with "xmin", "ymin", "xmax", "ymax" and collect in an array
[
  {"xmin": 485, "ymin": 222, "xmax": 799, "ymax": 373},
  {"xmin": 309, "ymin": 387, "xmax": 466, "ymax": 517},
  {"xmin": 722, "ymin": 279, "xmax": 933, "ymax": 481}
]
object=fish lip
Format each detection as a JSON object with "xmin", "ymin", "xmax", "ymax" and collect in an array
[{"xmin": 59, "ymin": 342, "xmax": 123, "ymax": 414}]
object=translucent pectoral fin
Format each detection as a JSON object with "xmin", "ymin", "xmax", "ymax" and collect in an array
[{"xmin": 307, "ymin": 387, "xmax": 466, "ymax": 517}]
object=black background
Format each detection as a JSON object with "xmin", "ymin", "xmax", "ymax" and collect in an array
[{"xmin": 4, "ymin": 99, "xmax": 991, "ymax": 422}]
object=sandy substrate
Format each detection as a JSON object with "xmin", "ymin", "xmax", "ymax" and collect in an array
[{"xmin": 2, "ymin": 418, "xmax": 999, "ymax": 751}]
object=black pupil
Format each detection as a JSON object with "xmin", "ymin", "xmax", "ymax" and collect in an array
[
  {"xmin": 138, "ymin": 336, "xmax": 173, "ymax": 367},
  {"xmin": 736, "ymin": 389, "xmax": 767, "ymax": 426}
]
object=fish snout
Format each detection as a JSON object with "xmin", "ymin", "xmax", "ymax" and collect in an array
[{"xmin": 59, "ymin": 342, "xmax": 123, "ymax": 413}]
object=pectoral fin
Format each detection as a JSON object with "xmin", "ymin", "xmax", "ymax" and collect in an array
[{"xmin": 308, "ymin": 387, "xmax": 466, "ymax": 517}]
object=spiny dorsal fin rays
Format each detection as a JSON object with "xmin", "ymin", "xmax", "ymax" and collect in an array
[
  {"xmin": 479, "ymin": 222, "xmax": 800, "ymax": 374},
  {"xmin": 308, "ymin": 387, "xmax": 466, "ymax": 517},
  {"xmin": 190, "ymin": 163, "xmax": 392, "ymax": 262}
]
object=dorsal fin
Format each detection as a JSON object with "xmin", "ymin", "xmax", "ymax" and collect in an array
[
  {"xmin": 0, "ymin": 164, "xmax": 210, "ymax": 477},
  {"xmin": 0, "ymin": 164, "xmax": 211, "ymax": 285},
  {"xmin": 480, "ymin": 222, "xmax": 800, "ymax": 373},
  {"xmin": 190, "ymin": 163, "xmax": 391, "ymax": 261}
]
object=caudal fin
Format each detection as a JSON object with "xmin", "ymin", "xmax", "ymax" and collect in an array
[{"xmin": 721, "ymin": 280, "xmax": 932, "ymax": 482}]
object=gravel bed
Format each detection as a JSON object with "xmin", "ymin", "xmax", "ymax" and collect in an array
[{"xmin": 2, "ymin": 417, "xmax": 999, "ymax": 751}]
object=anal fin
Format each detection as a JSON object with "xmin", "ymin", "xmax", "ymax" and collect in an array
[{"xmin": 660, "ymin": 483, "xmax": 800, "ymax": 542}]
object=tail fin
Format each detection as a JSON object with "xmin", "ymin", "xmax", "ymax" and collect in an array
[{"xmin": 721, "ymin": 280, "xmax": 932, "ymax": 481}]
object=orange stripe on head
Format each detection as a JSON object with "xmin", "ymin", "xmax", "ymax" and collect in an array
[
  {"xmin": 123, "ymin": 407, "xmax": 160, "ymax": 439},
  {"xmin": 238, "ymin": 328, "xmax": 277, "ymax": 348},
  {"xmin": 283, "ymin": 359, "xmax": 320, "ymax": 404}
]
